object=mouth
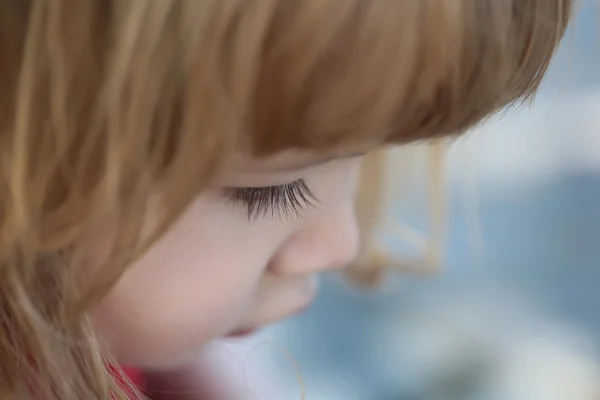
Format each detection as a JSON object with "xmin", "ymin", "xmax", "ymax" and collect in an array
[{"xmin": 225, "ymin": 328, "xmax": 258, "ymax": 339}]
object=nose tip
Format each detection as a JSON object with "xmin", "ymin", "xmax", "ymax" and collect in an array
[
  {"xmin": 269, "ymin": 236, "xmax": 358, "ymax": 277},
  {"xmin": 321, "ymin": 229, "xmax": 360, "ymax": 272},
  {"xmin": 268, "ymin": 204, "xmax": 359, "ymax": 277}
]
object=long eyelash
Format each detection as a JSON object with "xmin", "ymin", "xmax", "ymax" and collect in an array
[{"xmin": 224, "ymin": 180, "xmax": 318, "ymax": 221}]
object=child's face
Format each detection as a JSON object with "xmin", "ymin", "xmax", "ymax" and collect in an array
[{"xmin": 89, "ymin": 151, "xmax": 362, "ymax": 368}]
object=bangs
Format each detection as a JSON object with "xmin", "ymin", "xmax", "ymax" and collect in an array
[
  {"xmin": 0, "ymin": 0, "xmax": 573, "ymax": 257},
  {"xmin": 224, "ymin": 0, "xmax": 573, "ymax": 155}
]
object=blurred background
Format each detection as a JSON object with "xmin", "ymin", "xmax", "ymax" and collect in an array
[{"xmin": 213, "ymin": 2, "xmax": 600, "ymax": 399}]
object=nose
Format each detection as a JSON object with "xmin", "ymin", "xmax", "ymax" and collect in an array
[{"xmin": 268, "ymin": 201, "xmax": 359, "ymax": 277}]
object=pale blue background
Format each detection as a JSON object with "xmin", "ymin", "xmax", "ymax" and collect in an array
[{"xmin": 240, "ymin": 3, "xmax": 600, "ymax": 399}]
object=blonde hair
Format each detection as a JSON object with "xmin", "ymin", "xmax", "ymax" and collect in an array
[{"xmin": 0, "ymin": 0, "xmax": 572, "ymax": 398}]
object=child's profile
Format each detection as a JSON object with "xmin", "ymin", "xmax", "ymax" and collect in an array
[{"xmin": 0, "ymin": 1, "xmax": 574, "ymax": 398}]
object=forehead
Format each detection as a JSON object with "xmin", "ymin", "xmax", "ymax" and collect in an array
[{"xmin": 228, "ymin": 147, "xmax": 371, "ymax": 174}]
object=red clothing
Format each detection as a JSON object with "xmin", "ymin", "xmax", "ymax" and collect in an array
[
  {"xmin": 109, "ymin": 365, "xmax": 145, "ymax": 398},
  {"xmin": 121, "ymin": 366, "xmax": 144, "ymax": 388}
]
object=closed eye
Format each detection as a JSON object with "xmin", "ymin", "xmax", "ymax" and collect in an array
[{"xmin": 224, "ymin": 179, "xmax": 318, "ymax": 221}]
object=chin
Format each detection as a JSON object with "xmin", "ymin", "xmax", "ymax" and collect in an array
[{"xmin": 111, "ymin": 334, "xmax": 216, "ymax": 370}]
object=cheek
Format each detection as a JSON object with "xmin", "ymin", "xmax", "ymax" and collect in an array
[
  {"xmin": 91, "ymin": 267, "xmax": 252, "ymax": 368},
  {"xmin": 89, "ymin": 196, "xmax": 285, "ymax": 368}
]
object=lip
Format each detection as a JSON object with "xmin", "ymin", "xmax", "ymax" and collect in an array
[{"xmin": 224, "ymin": 328, "xmax": 262, "ymax": 339}]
